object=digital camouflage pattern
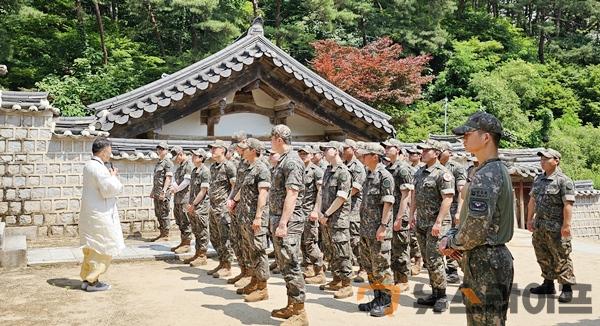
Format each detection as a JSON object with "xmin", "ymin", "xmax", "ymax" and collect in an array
[
  {"xmin": 444, "ymin": 160, "xmax": 468, "ymax": 216},
  {"xmin": 387, "ymin": 158, "xmax": 414, "ymax": 280},
  {"xmin": 151, "ymin": 158, "xmax": 174, "ymax": 231},
  {"xmin": 302, "ymin": 162, "xmax": 324, "ymax": 267},
  {"xmin": 269, "ymin": 149, "xmax": 305, "ymax": 224},
  {"xmin": 345, "ymin": 157, "xmax": 366, "ymax": 267},
  {"xmin": 173, "ymin": 159, "xmax": 193, "ymax": 239},
  {"xmin": 208, "ymin": 160, "xmax": 237, "ymax": 264},
  {"xmin": 188, "ymin": 164, "xmax": 210, "ymax": 252},
  {"xmin": 231, "ymin": 158, "xmax": 251, "ymax": 273}
]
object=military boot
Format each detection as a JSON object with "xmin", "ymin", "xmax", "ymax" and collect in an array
[
  {"xmin": 370, "ymin": 291, "xmax": 392, "ymax": 317},
  {"xmin": 174, "ymin": 238, "xmax": 191, "ymax": 254},
  {"xmin": 182, "ymin": 251, "xmax": 200, "ymax": 264},
  {"xmin": 417, "ymin": 289, "xmax": 437, "ymax": 306},
  {"xmin": 213, "ymin": 261, "xmax": 232, "ymax": 278},
  {"xmin": 244, "ymin": 281, "xmax": 269, "ymax": 302},
  {"xmin": 558, "ymin": 284, "xmax": 573, "ymax": 303},
  {"xmin": 446, "ymin": 268, "xmax": 460, "ymax": 284},
  {"xmin": 397, "ymin": 274, "xmax": 410, "ymax": 293},
  {"xmin": 235, "ymin": 273, "xmax": 253, "ymax": 288},
  {"xmin": 433, "ymin": 288, "xmax": 448, "ymax": 313},
  {"xmin": 319, "ymin": 275, "xmax": 342, "ymax": 291},
  {"xmin": 411, "ymin": 257, "xmax": 422, "ymax": 275},
  {"xmin": 333, "ymin": 278, "xmax": 353, "ymax": 299},
  {"xmin": 237, "ymin": 276, "xmax": 258, "ymax": 295},
  {"xmin": 190, "ymin": 252, "xmax": 208, "ymax": 267},
  {"xmin": 227, "ymin": 266, "xmax": 248, "ymax": 285},
  {"xmin": 170, "ymin": 239, "xmax": 184, "ymax": 252},
  {"xmin": 305, "ymin": 265, "xmax": 326, "ymax": 284},
  {"xmin": 303, "ymin": 264, "xmax": 315, "ymax": 279},
  {"xmin": 207, "ymin": 261, "xmax": 223, "ymax": 275},
  {"xmin": 270, "ymin": 261, "xmax": 280, "ymax": 274},
  {"xmin": 353, "ymin": 269, "xmax": 368, "ymax": 283},
  {"xmin": 359, "ymin": 290, "xmax": 380, "ymax": 312},
  {"xmin": 530, "ymin": 279, "xmax": 556, "ymax": 295},
  {"xmin": 271, "ymin": 297, "xmax": 294, "ymax": 319},
  {"xmin": 151, "ymin": 229, "xmax": 169, "ymax": 242},
  {"xmin": 280, "ymin": 303, "xmax": 308, "ymax": 326}
]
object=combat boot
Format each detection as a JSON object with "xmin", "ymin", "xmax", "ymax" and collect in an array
[
  {"xmin": 397, "ymin": 274, "xmax": 409, "ymax": 293},
  {"xmin": 213, "ymin": 261, "xmax": 232, "ymax": 278},
  {"xmin": 446, "ymin": 268, "xmax": 460, "ymax": 284},
  {"xmin": 234, "ymin": 273, "xmax": 252, "ymax": 288},
  {"xmin": 182, "ymin": 251, "xmax": 200, "ymax": 264},
  {"xmin": 280, "ymin": 303, "xmax": 308, "ymax": 326},
  {"xmin": 359, "ymin": 290, "xmax": 380, "ymax": 312},
  {"xmin": 190, "ymin": 252, "xmax": 208, "ymax": 267},
  {"xmin": 530, "ymin": 279, "xmax": 556, "ymax": 295},
  {"xmin": 170, "ymin": 239, "xmax": 184, "ymax": 252},
  {"xmin": 305, "ymin": 265, "xmax": 326, "ymax": 284},
  {"xmin": 558, "ymin": 284, "xmax": 573, "ymax": 303},
  {"xmin": 319, "ymin": 275, "xmax": 342, "ymax": 291},
  {"xmin": 270, "ymin": 261, "xmax": 280, "ymax": 274},
  {"xmin": 237, "ymin": 276, "xmax": 258, "ymax": 295},
  {"xmin": 433, "ymin": 288, "xmax": 448, "ymax": 313},
  {"xmin": 174, "ymin": 239, "xmax": 191, "ymax": 254},
  {"xmin": 151, "ymin": 229, "xmax": 169, "ymax": 242},
  {"xmin": 333, "ymin": 278, "xmax": 353, "ymax": 299},
  {"xmin": 207, "ymin": 261, "xmax": 223, "ymax": 275},
  {"xmin": 228, "ymin": 266, "xmax": 248, "ymax": 285},
  {"xmin": 271, "ymin": 297, "xmax": 294, "ymax": 319},
  {"xmin": 417, "ymin": 289, "xmax": 437, "ymax": 306},
  {"xmin": 370, "ymin": 291, "xmax": 392, "ymax": 317},
  {"xmin": 303, "ymin": 264, "xmax": 315, "ymax": 278},
  {"xmin": 411, "ymin": 257, "xmax": 422, "ymax": 275},
  {"xmin": 353, "ymin": 269, "xmax": 368, "ymax": 283},
  {"xmin": 244, "ymin": 281, "xmax": 269, "ymax": 302}
]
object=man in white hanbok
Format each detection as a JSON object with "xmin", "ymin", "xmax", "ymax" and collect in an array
[{"xmin": 79, "ymin": 137, "xmax": 125, "ymax": 292}]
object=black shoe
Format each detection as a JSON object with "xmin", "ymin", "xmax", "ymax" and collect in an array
[
  {"xmin": 529, "ymin": 279, "xmax": 556, "ymax": 295},
  {"xmin": 558, "ymin": 284, "xmax": 573, "ymax": 303},
  {"xmin": 370, "ymin": 291, "xmax": 391, "ymax": 317},
  {"xmin": 417, "ymin": 289, "xmax": 437, "ymax": 306},
  {"xmin": 359, "ymin": 290, "xmax": 380, "ymax": 312},
  {"xmin": 433, "ymin": 293, "xmax": 448, "ymax": 313},
  {"xmin": 446, "ymin": 272, "xmax": 460, "ymax": 284}
]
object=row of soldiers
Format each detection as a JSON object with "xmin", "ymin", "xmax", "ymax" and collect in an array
[{"xmin": 148, "ymin": 113, "xmax": 577, "ymax": 325}]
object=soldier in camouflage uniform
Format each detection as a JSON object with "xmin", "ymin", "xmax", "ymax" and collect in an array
[
  {"xmin": 341, "ymin": 139, "xmax": 368, "ymax": 283},
  {"xmin": 441, "ymin": 112, "xmax": 514, "ymax": 325},
  {"xmin": 150, "ymin": 142, "xmax": 173, "ymax": 242},
  {"xmin": 439, "ymin": 141, "xmax": 467, "ymax": 283},
  {"xmin": 298, "ymin": 146, "xmax": 326, "ymax": 284},
  {"xmin": 233, "ymin": 138, "xmax": 271, "ymax": 302},
  {"xmin": 316, "ymin": 141, "xmax": 354, "ymax": 300},
  {"xmin": 168, "ymin": 146, "xmax": 193, "ymax": 254},
  {"xmin": 406, "ymin": 146, "xmax": 423, "ymax": 275},
  {"xmin": 381, "ymin": 138, "xmax": 414, "ymax": 292},
  {"xmin": 269, "ymin": 125, "xmax": 308, "ymax": 325},
  {"xmin": 207, "ymin": 140, "xmax": 237, "ymax": 278},
  {"xmin": 409, "ymin": 139, "xmax": 454, "ymax": 313},
  {"xmin": 527, "ymin": 148, "xmax": 576, "ymax": 303},
  {"xmin": 356, "ymin": 143, "xmax": 396, "ymax": 317},
  {"xmin": 184, "ymin": 148, "xmax": 211, "ymax": 266}
]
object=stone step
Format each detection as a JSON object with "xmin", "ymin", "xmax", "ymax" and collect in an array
[
  {"xmin": 5, "ymin": 226, "xmax": 37, "ymax": 241},
  {"xmin": 0, "ymin": 234, "xmax": 27, "ymax": 269}
]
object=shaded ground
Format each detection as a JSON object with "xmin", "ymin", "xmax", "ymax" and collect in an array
[{"xmin": 1, "ymin": 230, "xmax": 599, "ymax": 326}]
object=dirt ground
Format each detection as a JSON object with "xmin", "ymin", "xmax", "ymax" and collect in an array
[{"xmin": 1, "ymin": 230, "xmax": 599, "ymax": 326}]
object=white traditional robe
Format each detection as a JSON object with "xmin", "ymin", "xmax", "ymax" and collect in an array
[{"xmin": 79, "ymin": 156, "xmax": 125, "ymax": 256}]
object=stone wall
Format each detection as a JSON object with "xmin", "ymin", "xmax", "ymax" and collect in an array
[{"xmin": 572, "ymin": 194, "xmax": 600, "ymax": 239}]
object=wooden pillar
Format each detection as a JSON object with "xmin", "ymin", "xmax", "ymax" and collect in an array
[{"xmin": 519, "ymin": 181, "xmax": 525, "ymax": 229}]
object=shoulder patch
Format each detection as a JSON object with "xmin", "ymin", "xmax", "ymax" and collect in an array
[
  {"xmin": 443, "ymin": 172, "xmax": 453, "ymax": 182},
  {"xmin": 382, "ymin": 178, "xmax": 391, "ymax": 188},
  {"xmin": 470, "ymin": 187, "xmax": 490, "ymax": 199},
  {"xmin": 565, "ymin": 182, "xmax": 574, "ymax": 190},
  {"xmin": 286, "ymin": 161, "xmax": 296, "ymax": 170},
  {"xmin": 469, "ymin": 200, "xmax": 488, "ymax": 212},
  {"xmin": 340, "ymin": 172, "xmax": 348, "ymax": 182}
]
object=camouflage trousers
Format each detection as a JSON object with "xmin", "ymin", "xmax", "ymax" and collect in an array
[
  {"xmin": 302, "ymin": 219, "xmax": 323, "ymax": 267},
  {"xmin": 442, "ymin": 219, "xmax": 460, "ymax": 272},
  {"xmin": 188, "ymin": 204, "xmax": 209, "ymax": 252},
  {"xmin": 208, "ymin": 206, "xmax": 234, "ymax": 264},
  {"xmin": 319, "ymin": 224, "xmax": 332, "ymax": 263},
  {"xmin": 240, "ymin": 222, "xmax": 270, "ymax": 282},
  {"xmin": 322, "ymin": 224, "xmax": 353, "ymax": 280},
  {"xmin": 231, "ymin": 207, "xmax": 250, "ymax": 270},
  {"xmin": 270, "ymin": 217, "xmax": 305, "ymax": 303},
  {"xmin": 416, "ymin": 226, "xmax": 447, "ymax": 289},
  {"xmin": 462, "ymin": 245, "xmax": 513, "ymax": 326},
  {"xmin": 349, "ymin": 213, "xmax": 362, "ymax": 267},
  {"xmin": 391, "ymin": 213, "xmax": 411, "ymax": 279},
  {"xmin": 153, "ymin": 197, "xmax": 171, "ymax": 231},
  {"xmin": 410, "ymin": 229, "xmax": 421, "ymax": 259},
  {"xmin": 173, "ymin": 203, "xmax": 192, "ymax": 240},
  {"xmin": 532, "ymin": 226, "xmax": 576, "ymax": 285},
  {"xmin": 359, "ymin": 236, "xmax": 393, "ymax": 295}
]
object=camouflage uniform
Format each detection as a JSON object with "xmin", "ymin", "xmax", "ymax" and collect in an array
[
  {"xmin": 321, "ymin": 162, "xmax": 353, "ymax": 281},
  {"xmin": 231, "ymin": 158, "xmax": 251, "ymax": 271},
  {"xmin": 209, "ymin": 160, "xmax": 237, "ymax": 264},
  {"xmin": 239, "ymin": 160, "xmax": 272, "ymax": 282},
  {"xmin": 414, "ymin": 161, "xmax": 454, "ymax": 290},
  {"xmin": 445, "ymin": 158, "xmax": 514, "ymax": 325},
  {"xmin": 173, "ymin": 159, "xmax": 193, "ymax": 240},
  {"xmin": 409, "ymin": 164, "xmax": 421, "ymax": 260},
  {"xmin": 345, "ymin": 157, "xmax": 367, "ymax": 267},
  {"xmin": 387, "ymin": 158, "xmax": 414, "ymax": 280},
  {"xmin": 151, "ymin": 158, "xmax": 174, "ymax": 232},
  {"xmin": 443, "ymin": 159, "xmax": 467, "ymax": 273},
  {"xmin": 188, "ymin": 164, "xmax": 210, "ymax": 253},
  {"xmin": 531, "ymin": 167, "xmax": 576, "ymax": 285},
  {"xmin": 270, "ymin": 149, "xmax": 306, "ymax": 304},
  {"xmin": 302, "ymin": 162, "xmax": 324, "ymax": 267},
  {"xmin": 360, "ymin": 162, "xmax": 395, "ymax": 293}
]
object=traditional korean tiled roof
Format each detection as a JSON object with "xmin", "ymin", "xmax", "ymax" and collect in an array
[
  {"xmin": 82, "ymin": 18, "xmax": 394, "ymax": 136},
  {"xmin": 0, "ymin": 91, "xmax": 59, "ymax": 115},
  {"xmin": 53, "ymin": 116, "xmax": 109, "ymax": 138}
]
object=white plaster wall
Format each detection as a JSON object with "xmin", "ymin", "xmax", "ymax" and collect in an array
[
  {"xmin": 287, "ymin": 114, "xmax": 327, "ymax": 136},
  {"xmin": 215, "ymin": 113, "xmax": 272, "ymax": 136},
  {"xmin": 158, "ymin": 111, "xmax": 207, "ymax": 137}
]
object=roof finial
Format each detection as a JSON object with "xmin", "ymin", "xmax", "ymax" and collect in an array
[{"xmin": 248, "ymin": 17, "xmax": 264, "ymax": 37}]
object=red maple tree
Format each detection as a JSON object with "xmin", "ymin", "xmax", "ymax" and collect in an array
[{"xmin": 311, "ymin": 37, "xmax": 433, "ymax": 105}]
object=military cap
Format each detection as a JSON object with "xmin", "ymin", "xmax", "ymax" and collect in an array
[
  {"xmin": 271, "ymin": 124, "xmax": 292, "ymax": 139},
  {"xmin": 320, "ymin": 141, "xmax": 344, "ymax": 152},
  {"xmin": 343, "ymin": 139, "xmax": 358, "ymax": 149},
  {"xmin": 231, "ymin": 131, "xmax": 248, "ymax": 144},
  {"xmin": 156, "ymin": 141, "xmax": 169, "ymax": 150},
  {"xmin": 453, "ymin": 111, "xmax": 504, "ymax": 136},
  {"xmin": 381, "ymin": 138, "xmax": 402, "ymax": 148},
  {"xmin": 440, "ymin": 141, "xmax": 453, "ymax": 152},
  {"xmin": 537, "ymin": 148, "xmax": 561, "ymax": 160},
  {"xmin": 312, "ymin": 144, "xmax": 322, "ymax": 153},
  {"xmin": 170, "ymin": 145, "xmax": 184, "ymax": 156},
  {"xmin": 297, "ymin": 145, "xmax": 314, "ymax": 154},
  {"xmin": 357, "ymin": 142, "xmax": 385, "ymax": 156},
  {"xmin": 237, "ymin": 137, "xmax": 263, "ymax": 151},
  {"xmin": 208, "ymin": 139, "xmax": 229, "ymax": 149},
  {"xmin": 191, "ymin": 148, "xmax": 208, "ymax": 157},
  {"xmin": 417, "ymin": 139, "xmax": 445, "ymax": 151},
  {"xmin": 406, "ymin": 146, "xmax": 421, "ymax": 155}
]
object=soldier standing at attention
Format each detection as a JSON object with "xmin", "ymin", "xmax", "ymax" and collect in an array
[
  {"xmin": 439, "ymin": 142, "xmax": 467, "ymax": 284},
  {"xmin": 317, "ymin": 141, "xmax": 353, "ymax": 300},
  {"xmin": 168, "ymin": 146, "xmax": 193, "ymax": 254},
  {"xmin": 150, "ymin": 142, "xmax": 173, "ymax": 242},
  {"xmin": 311, "ymin": 144, "xmax": 329, "ymax": 171},
  {"xmin": 184, "ymin": 148, "xmax": 211, "ymax": 266},
  {"xmin": 341, "ymin": 139, "xmax": 367, "ymax": 283},
  {"xmin": 440, "ymin": 112, "xmax": 514, "ymax": 325},
  {"xmin": 405, "ymin": 146, "xmax": 423, "ymax": 275},
  {"xmin": 206, "ymin": 140, "xmax": 237, "ymax": 279},
  {"xmin": 299, "ymin": 146, "xmax": 326, "ymax": 284},
  {"xmin": 382, "ymin": 138, "xmax": 414, "ymax": 292},
  {"xmin": 409, "ymin": 139, "xmax": 454, "ymax": 313},
  {"xmin": 527, "ymin": 148, "xmax": 576, "ymax": 303},
  {"xmin": 356, "ymin": 143, "xmax": 395, "ymax": 317},
  {"xmin": 234, "ymin": 138, "xmax": 271, "ymax": 303},
  {"xmin": 269, "ymin": 125, "xmax": 308, "ymax": 326}
]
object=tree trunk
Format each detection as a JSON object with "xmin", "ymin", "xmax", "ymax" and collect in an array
[
  {"xmin": 190, "ymin": 13, "xmax": 198, "ymax": 53},
  {"xmin": 92, "ymin": 0, "xmax": 109, "ymax": 65},
  {"xmin": 360, "ymin": 17, "xmax": 367, "ymax": 47},
  {"xmin": 74, "ymin": 0, "xmax": 87, "ymax": 46},
  {"xmin": 275, "ymin": 0, "xmax": 281, "ymax": 46},
  {"xmin": 537, "ymin": 8, "xmax": 546, "ymax": 63},
  {"xmin": 146, "ymin": 1, "xmax": 165, "ymax": 56},
  {"xmin": 250, "ymin": 0, "xmax": 259, "ymax": 17},
  {"xmin": 555, "ymin": 6, "xmax": 561, "ymax": 37}
]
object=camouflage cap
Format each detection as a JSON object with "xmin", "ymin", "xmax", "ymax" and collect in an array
[
  {"xmin": 156, "ymin": 141, "xmax": 169, "ymax": 150},
  {"xmin": 537, "ymin": 148, "xmax": 561, "ymax": 160},
  {"xmin": 320, "ymin": 141, "xmax": 344, "ymax": 152},
  {"xmin": 231, "ymin": 131, "xmax": 247, "ymax": 144},
  {"xmin": 237, "ymin": 137, "xmax": 263, "ymax": 151},
  {"xmin": 380, "ymin": 138, "xmax": 402, "ymax": 148},
  {"xmin": 357, "ymin": 142, "xmax": 385, "ymax": 156},
  {"xmin": 297, "ymin": 145, "xmax": 314, "ymax": 154},
  {"xmin": 440, "ymin": 141, "xmax": 453, "ymax": 152},
  {"xmin": 343, "ymin": 139, "xmax": 358, "ymax": 149},
  {"xmin": 406, "ymin": 146, "xmax": 421, "ymax": 155},
  {"xmin": 208, "ymin": 139, "xmax": 229, "ymax": 149},
  {"xmin": 453, "ymin": 111, "xmax": 503, "ymax": 136},
  {"xmin": 417, "ymin": 139, "xmax": 445, "ymax": 151},
  {"xmin": 312, "ymin": 144, "xmax": 322, "ymax": 153},
  {"xmin": 191, "ymin": 148, "xmax": 208, "ymax": 157},
  {"xmin": 170, "ymin": 145, "xmax": 184, "ymax": 156},
  {"xmin": 271, "ymin": 124, "xmax": 292, "ymax": 141}
]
